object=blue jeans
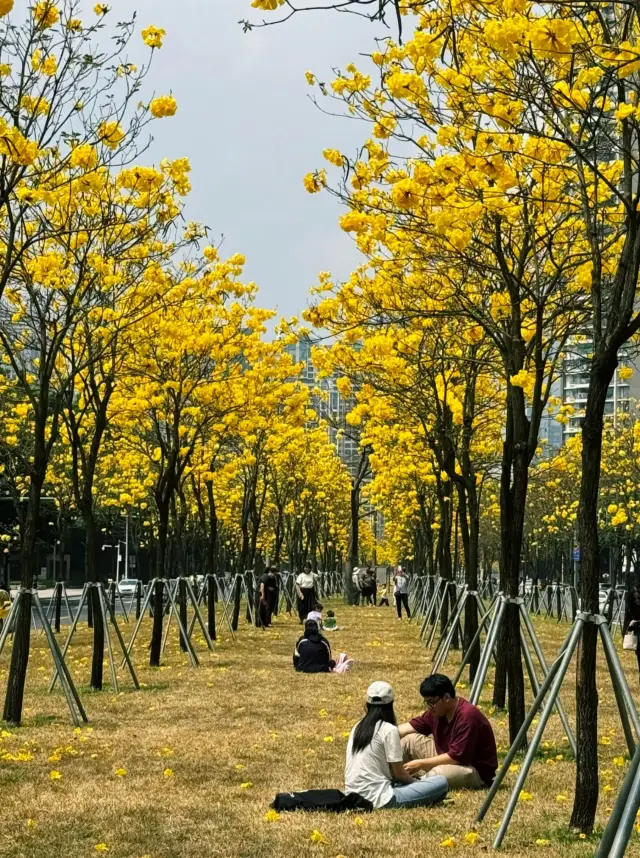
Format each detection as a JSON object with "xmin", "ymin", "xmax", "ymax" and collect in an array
[{"xmin": 385, "ymin": 775, "xmax": 448, "ymax": 809}]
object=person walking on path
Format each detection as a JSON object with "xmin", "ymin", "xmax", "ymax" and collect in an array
[
  {"xmin": 296, "ymin": 561, "xmax": 317, "ymax": 624},
  {"xmin": 394, "ymin": 567, "xmax": 411, "ymax": 619},
  {"xmin": 345, "ymin": 681, "xmax": 448, "ymax": 809}
]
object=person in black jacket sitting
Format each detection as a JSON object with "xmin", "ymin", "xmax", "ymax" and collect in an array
[{"xmin": 293, "ymin": 619, "xmax": 336, "ymax": 673}]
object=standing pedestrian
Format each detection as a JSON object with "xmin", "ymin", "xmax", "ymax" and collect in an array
[
  {"xmin": 352, "ymin": 567, "xmax": 362, "ymax": 605},
  {"xmin": 394, "ymin": 566, "xmax": 411, "ymax": 619},
  {"xmin": 296, "ymin": 561, "xmax": 317, "ymax": 624},
  {"xmin": 258, "ymin": 567, "xmax": 278, "ymax": 627},
  {"xmin": 361, "ymin": 567, "xmax": 376, "ymax": 605}
]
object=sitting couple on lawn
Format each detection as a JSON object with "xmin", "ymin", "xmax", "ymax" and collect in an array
[{"xmin": 345, "ymin": 674, "xmax": 497, "ymax": 810}]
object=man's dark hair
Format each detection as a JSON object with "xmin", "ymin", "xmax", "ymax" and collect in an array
[{"xmin": 420, "ymin": 674, "xmax": 456, "ymax": 700}]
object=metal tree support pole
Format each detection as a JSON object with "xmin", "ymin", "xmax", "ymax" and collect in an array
[
  {"xmin": 611, "ymin": 593, "xmax": 626, "ymax": 640},
  {"xmin": 61, "ymin": 583, "xmax": 73, "ymax": 627},
  {"xmin": 163, "ymin": 579, "xmax": 199, "ymax": 667},
  {"xmin": 32, "ymin": 590, "xmax": 88, "ymax": 725},
  {"xmin": 0, "ymin": 594, "xmax": 20, "ymax": 655},
  {"xmin": 519, "ymin": 602, "xmax": 576, "ymax": 756},
  {"xmin": 184, "ymin": 577, "xmax": 214, "ymax": 650},
  {"xmin": 469, "ymin": 596, "xmax": 506, "ymax": 705},
  {"xmin": 160, "ymin": 578, "xmax": 179, "ymax": 655},
  {"xmin": 121, "ymin": 578, "xmax": 156, "ymax": 667},
  {"xmin": 419, "ymin": 578, "xmax": 441, "ymax": 640},
  {"xmin": 431, "ymin": 587, "xmax": 469, "ymax": 674},
  {"xmin": 595, "ymin": 733, "xmax": 640, "ymax": 858},
  {"xmin": 241, "ymin": 576, "xmax": 255, "ymax": 625},
  {"xmin": 475, "ymin": 628, "xmax": 576, "ymax": 828},
  {"xmin": 116, "ymin": 585, "xmax": 129, "ymax": 623},
  {"xmin": 98, "ymin": 584, "xmax": 119, "ymax": 694},
  {"xmin": 212, "ymin": 578, "xmax": 236, "ymax": 640},
  {"xmin": 49, "ymin": 583, "xmax": 90, "ymax": 692},
  {"xmin": 426, "ymin": 580, "xmax": 450, "ymax": 649},
  {"xmin": 491, "ymin": 616, "xmax": 585, "ymax": 849},
  {"xmin": 598, "ymin": 618, "xmax": 640, "ymax": 742},
  {"xmin": 102, "ymin": 584, "xmax": 139, "ymax": 689},
  {"xmin": 452, "ymin": 595, "xmax": 498, "ymax": 686}
]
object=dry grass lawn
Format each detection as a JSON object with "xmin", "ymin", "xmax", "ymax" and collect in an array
[{"xmin": 0, "ymin": 599, "xmax": 638, "ymax": 858}]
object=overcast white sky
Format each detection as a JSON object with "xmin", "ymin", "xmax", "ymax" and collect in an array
[{"xmin": 102, "ymin": 0, "xmax": 384, "ymax": 322}]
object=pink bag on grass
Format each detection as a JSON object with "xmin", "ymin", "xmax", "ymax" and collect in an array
[{"xmin": 333, "ymin": 652, "xmax": 354, "ymax": 673}]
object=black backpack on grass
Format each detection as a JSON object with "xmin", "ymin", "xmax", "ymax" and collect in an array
[{"xmin": 271, "ymin": 789, "xmax": 373, "ymax": 813}]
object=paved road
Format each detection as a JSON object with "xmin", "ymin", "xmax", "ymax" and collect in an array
[{"xmin": 5, "ymin": 591, "xmax": 135, "ymax": 630}]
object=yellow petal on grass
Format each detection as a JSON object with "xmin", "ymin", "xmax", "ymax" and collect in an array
[
  {"xmin": 263, "ymin": 809, "xmax": 280, "ymax": 822},
  {"xmin": 323, "ymin": 736, "xmax": 334, "ymax": 743},
  {"xmin": 240, "ymin": 781, "xmax": 253, "ymax": 789},
  {"xmin": 49, "ymin": 770, "xmax": 62, "ymax": 780},
  {"xmin": 600, "ymin": 736, "xmax": 611, "ymax": 746},
  {"xmin": 464, "ymin": 832, "xmax": 479, "ymax": 844},
  {"xmin": 556, "ymin": 794, "xmax": 568, "ymax": 803},
  {"xmin": 235, "ymin": 763, "xmax": 246, "ymax": 770},
  {"xmin": 353, "ymin": 816, "xmax": 364, "ymax": 826},
  {"xmin": 509, "ymin": 764, "xmax": 519, "ymax": 773},
  {"xmin": 440, "ymin": 837, "xmax": 456, "ymax": 847},
  {"xmin": 163, "ymin": 768, "xmax": 174, "ymax": 778},
  {"xmin": 114, "ymin": 768, "xmax": 126, "ymax": 777},
  {"xmin": 94, "ymin": 846, "xmax": 109, "ymax": 853},
  {"xmin": 310, "ymin": 829, "xmax": 328, "ymax": 844},
  {"xmin": 535, "ymin": 840, "xmax": 550, "ymax": 847},
  {"xmin": 519, "ymin": 791, "xmax": 533, "ymax": 801},
  {"xmin": 613, "ymin": 756, "xmax": 625, "ymax": 767},
  {"xmin": 319, "ymin": 708, "xmax": 328, "ymax": 717},
  {"xmin": 26, "ymin": 819, "xmax": 36, "ymax": 828}
]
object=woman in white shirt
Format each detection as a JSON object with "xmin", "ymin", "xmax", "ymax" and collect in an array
[
  {"xmin": 295, "ymin": 561, "xmax": 317, "ymax": 624},
  {"xmin": 345, "ymin": 681, "xmax": 448, "ymax": 809}
]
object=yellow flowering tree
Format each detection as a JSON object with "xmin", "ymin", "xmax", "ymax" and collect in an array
[{"xmin": 0, "ymin": 0, "xmax": 184, "ymax": 723}]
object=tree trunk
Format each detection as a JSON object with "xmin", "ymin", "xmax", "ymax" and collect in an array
[
  {"xmin": 178, "ymin": 576, "xmax": 188, "ymax": 652},
  {"xmin": 83, "ymin": 509, "xmax": 105, "ymax": 691},
  {"xmin": 3, "ymin": 473, "xmax": 44, "ymax": 724},
  {"xmin": 150, "ymin": 499, "xmax": 169, "ymax": 667},
  {"xmin": 571, "ymin": 365, "xmax": 613, "ymax": 833}
]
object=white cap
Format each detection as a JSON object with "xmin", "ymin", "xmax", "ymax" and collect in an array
[{"xmin": 366, "ymin": 681, "xmax": 394, "ymax": 705}]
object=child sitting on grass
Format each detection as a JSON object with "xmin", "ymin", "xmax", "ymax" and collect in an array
[{"xmin": 324, "ymin": 609, "xmax": 337, "ymax": 630}]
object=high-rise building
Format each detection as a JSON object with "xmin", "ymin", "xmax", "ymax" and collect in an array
[
  {"xmin": 561, "ymin": 340, "xmax": 640, "ymax": 441},
  {"xmin": 284, "ymin": 338, "xmax": 362, "ymax": 476}
]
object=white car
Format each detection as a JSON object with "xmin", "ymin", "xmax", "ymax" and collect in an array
[{"xmin": 117, "ymin": 578, "xmax": 139, "ymax": 596}]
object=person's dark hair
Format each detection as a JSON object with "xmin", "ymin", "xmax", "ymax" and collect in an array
[
  {"xmin": 304, "ymin": 561, "xmax": 312, "ymax": 571},
  {"xmin": 420, "ymin": 674, "xmax": 456, "ymax": 699},
  {"xmin": 304, "ymin": 619, "xmax": 320, "ymax": 637},
  {"xmin": 352, "ymin": 702, "xmax": 397, "ymax": 753},
  {"xmin": 630, "ymin": 588, "xmax": 640, "ymax": 603},
  {"xmin": 327, "ymin": 610, "xmax": 335, "ymax": 618}
]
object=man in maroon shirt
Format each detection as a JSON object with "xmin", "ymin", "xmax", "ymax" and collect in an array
[{"xmin": 398, "ymin": 674, "xmax": 497, "ymax": 789}]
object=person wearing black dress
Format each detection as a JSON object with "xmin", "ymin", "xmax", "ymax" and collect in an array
[
  {"xmin": 295, "ymin": 561, "xmax": 317, "ymax": 623},
  {"xmin": 258, "ymin": 567, "xmax": 278, "ymax": 627}
]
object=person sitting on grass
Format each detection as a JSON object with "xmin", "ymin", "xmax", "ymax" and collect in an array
[
  {"xmin": 399, "ymin": 674, "xmax": 497, "ymax": 789},
  {"xmin": 345, "ymin": 681, "xmax": 448, "ymax": 809},
  {"xmin": 323, "ymin": 609, "xmax": 338, "ymax": 630},
  {"xmin": 293, "ymin": 619, "xmax": 335, "ymax": 673}
]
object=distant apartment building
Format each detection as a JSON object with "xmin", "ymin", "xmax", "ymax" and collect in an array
[
  {"xmin": 284, "ymin": 338, "xmax": 362, "ymax": 476},
  {"xmin": 561, "ymin": 339, "xmax": 640, "ymax": 441}
]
